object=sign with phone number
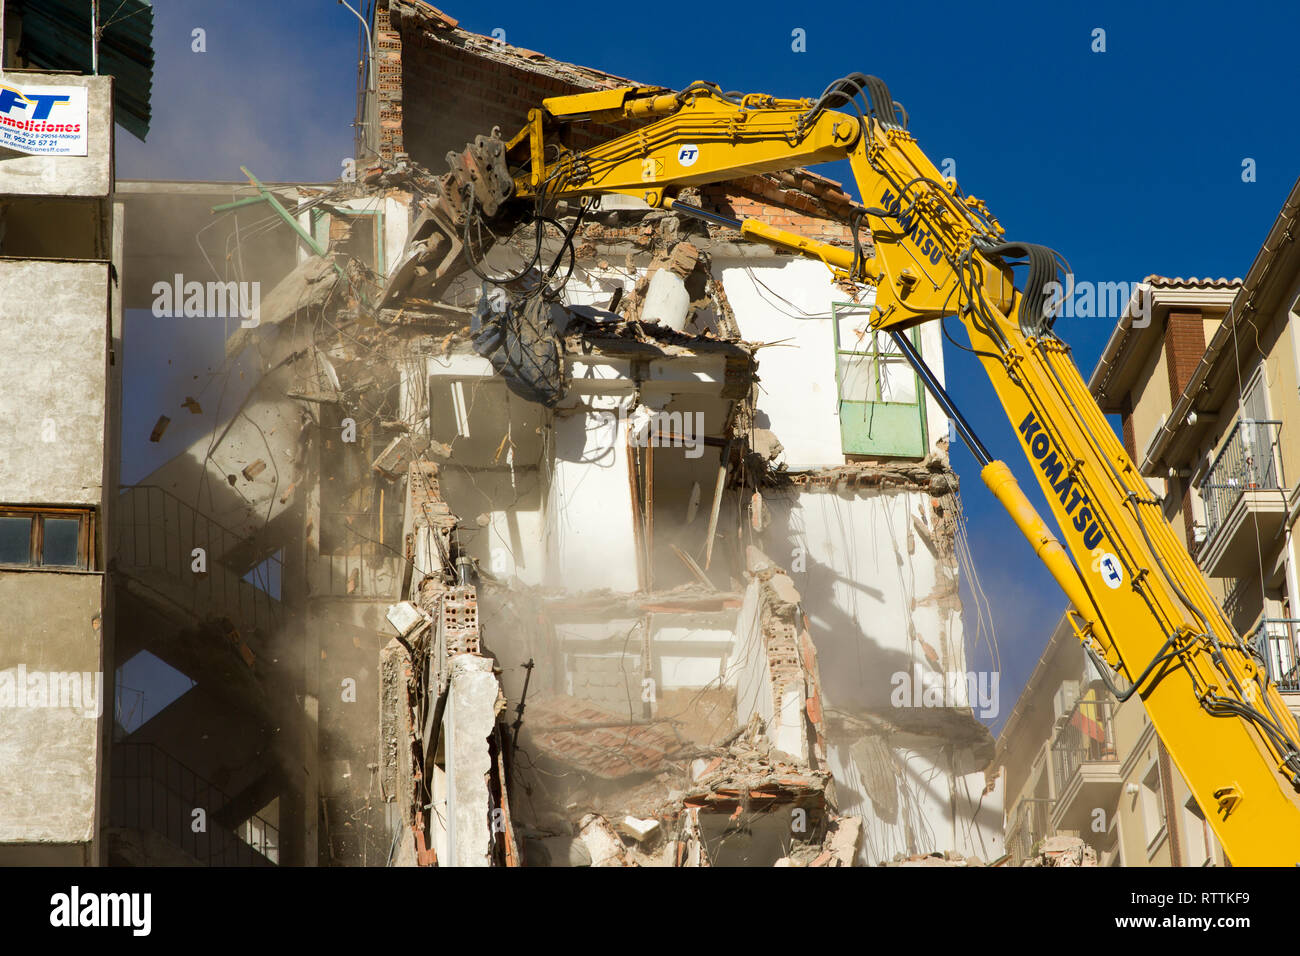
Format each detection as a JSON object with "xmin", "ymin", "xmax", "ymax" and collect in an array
[{"xmin": 0, "ymin": 83, "xmax": 87, "ymax": 156}]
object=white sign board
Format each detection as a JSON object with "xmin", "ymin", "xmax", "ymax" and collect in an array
[{"xmin": 0, "ymin": 83, "xmax": 88, "ymax": 156}]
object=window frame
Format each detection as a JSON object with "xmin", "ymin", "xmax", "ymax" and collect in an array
[
  {"xmin": 1140, "ymin": 759, "xmax": 1167, "ymax": 853},
  {"xmin": 0, "ymin": 506, "xmax": 94, "ymax": 571},
  {"xmin": 1182, "ymin": 794, "xmax": 1213, "ymax": 867},
  {"xmin": 831, "ymin": 302, "xmax": 928, "ymax": 458},
  {"xmin": 310, "ymin": 206, "xmax": 385, "ymax": 273}
]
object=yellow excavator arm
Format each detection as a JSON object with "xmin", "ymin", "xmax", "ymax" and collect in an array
[{"xmin": 429, "ymin": 74, "xmax": 1300, "ymax": 864}]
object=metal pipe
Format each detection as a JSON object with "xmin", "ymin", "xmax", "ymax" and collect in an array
[
  {"xmin": 91, "ymin": 0, "xmax": 100, "ymax": 74},
  {"xmin": 337, "ymin": 0, "xmax": 374, "ymax": 86},
  {"xmin": 889, "ymin": 330, "xmax": 992, "ymax": 466},
  {"xmin": 338, "ymin": 0, "xmax": 375, "ymax": 153},
  {"xmin": 664, "ymin": 199, "xmax": 742, "ymax": 230}
]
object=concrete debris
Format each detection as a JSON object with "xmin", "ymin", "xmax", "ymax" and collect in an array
[
  {"xmin": 1023, "ymin": 836, "xmax": 1098, "ymax": 867},
  {"xmin": 787, "ymin": 453, "xmax": 958, "ymax": 496},
  {"xmin": 104, "ymin": 11, "xmax": 1002, "ymax": 871},
  {"xmin": 523, "ymin": 835, "xmax": 592, "ymax": 867},
  {"xmin": 225, "ymin": 254, "xmax": 341, "ymax": 360},
  {"xmin": 385, "ymin": 601, "xmax": 429, "ymax": 639},
  {"xmin": 522, "ymin": 696, "xmax": 683, "ymax": 780},
  {"xmin": 751, "ymin": 428, "xmax": 783, "ymax": 462},
  {"xmin": 372, "ymin": 433, "xmax": 431, "ymax": 479},
  {"xmin": 619, "ymin": 815, "xmax": 661, "ymax": 843},
  {"xmin": 777, "ymin": 817, "xmax": 862, "ymax": 867},
  {"xmin": 578, "ymin": 813, "xmax": 630, "ymax": 867},
  {"xmin": 883, "ymin": 849, "xmax": 985, "ymax": 867},
  {"xmin": 680, "ymin": 714, "xmax": 829, "ymax": 813}
]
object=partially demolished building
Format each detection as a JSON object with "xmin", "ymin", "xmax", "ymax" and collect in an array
[{"xmin": 106, "ymin": 1, "xmax": 1003, "ymax": 866}]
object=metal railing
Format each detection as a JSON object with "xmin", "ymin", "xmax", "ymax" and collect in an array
[
  {"xmin": 1051, "ymin": 697, "xmax": 1118, "ymax": 797},
  {"xmin": 1201, "ymin": 419, "xmax": 1284, "ymax": 541},
  {"xmin": 1250, "ymin": 619, "xmax": 1300, "ymax": 693},
  {"xmin": 110, "ymin": 742, "xmax": 278, "ymax": 866},
  {"xmin": 316, "ymin": 510, "xmax": 402, "ymax": 598},
  {"xmin": 1005, "ymin": 798, "xmax": 1055, "ymax": 866},
  {"xmin": 114, "ymin": 485, "xmax": 282, "ymax": 633}
]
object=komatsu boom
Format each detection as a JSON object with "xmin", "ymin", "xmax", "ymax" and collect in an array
[{"xmin": 400, "ymin": 74, "xmax": 1300, "ymax": 864}]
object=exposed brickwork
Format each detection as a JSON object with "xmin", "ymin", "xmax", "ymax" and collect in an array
[
  {"xmin": 525, "ymin": 695, "xmax": 680, "ymax": 779},
  {"xmin": 384, "ymin": 0, "xmax": 868, "ymax": 250},
  {"xmin": 374, "ymin": 2, "xmax": 404, "ymax": 161},
  {"xmin": 391, "ymin": 7, "xmax": 635, "ymax": 168},
  {"xmin": 1162, "ymin": 310, "xmax": 1206, "ymax": 551},
  {"xmin": 1164, "ymin": 309, "xmax": 1206, "ymax": 405},
  {"xmin": 701, "ymin": 180, "xmax": 871, "ymax": 249}
]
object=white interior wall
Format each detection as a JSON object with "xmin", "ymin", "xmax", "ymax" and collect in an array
[
  {"xmin": 651, "ymin": 620, "xmax": 737, "ymax": 691},
  {"xmin": 827, "ymin": 736, "xmax": 1003, "ymax": 865},
  {"xmin": 733, "ymin": 578, "xmax": 774, "ymax": 734},
  {"xmin": 765, "ymin": 486, "xmax": 966, "ymax": 712},
  {"xmin": 544, "ymin": 400, "xmax": 641, "ymax": 593},
  {"xmin": 716, "ymin": 256, "xmax": 951, "ymax": 467}
]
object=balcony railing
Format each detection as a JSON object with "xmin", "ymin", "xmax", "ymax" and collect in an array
[
  {"xmin": 1201, "ymin": 419, "xmax": 1283, "ymax": 542},
  {"xmin": 110, "ymin": 743, "xmax": 278, "ymax": 866},
  {"xmin": 1005, "ymin": 798, "xmax": 1055, "ymax": 866},
  {"xmin": 1250, "ymin": 619, "xmax": 1300, "ymax": 693},
  {"xmin": 1051, "ymin": 697, "xmax": 1118, "ymax": 798},
  {"xmin": 313, "ymin": 510, "xmax": 402, "ymax": 598},
  {"xmin": 114, "ymin": 484, "xmax": 282, "ymax": 634}
]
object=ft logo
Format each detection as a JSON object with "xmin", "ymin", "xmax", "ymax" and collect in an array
[
  {"xmin": 677, "ymin": 144, "xmax": 700, "ymax": 167},
  {"xmin": 0, "ymin": 86, "xmax": 69, "ymax": 120},
  {"xmin": 1091, "ymin": 548, "xmax": 1125, "ymax": 590}
]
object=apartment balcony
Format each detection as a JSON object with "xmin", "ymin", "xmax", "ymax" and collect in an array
[
  {"xmin": 1251, "ymin": 619, "xmax": 1300, "ymax": 694},
  {"xmin": 1050, "ymin": 697, "xmax": 1122, "ymax": 832},
  {"xmin": 1197, "ymin": 420, "xmax": 1288, "ymax": 579},
  {"xmin": 1004, "ymin": 798, "xmax": 1055, "ymax": 866},
  {"xmin": 0, "ymin": 72, "xmax": 113, "ymax": 197}
]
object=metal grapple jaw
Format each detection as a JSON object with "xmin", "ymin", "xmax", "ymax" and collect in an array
[{"xmin": 378, "ymin": 131, "xmax": 514, "ymax": 308}]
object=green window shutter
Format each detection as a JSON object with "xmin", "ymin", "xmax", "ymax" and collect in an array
[{"xmin": 832, "ymin": 302, "xmax": 928, "ymax": 458}]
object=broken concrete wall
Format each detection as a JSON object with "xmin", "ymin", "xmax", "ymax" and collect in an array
[
  {"xmin": 443, "ymin": 654, "xmax": 499, "ymax": 867},
  {"xmin": 758, "ymin": 473, "xmax": 1003, "ymax": 864},
  {"xmin": 544, "ymin": 399, "xmax": 641, "ymax": 594},
  {"xmin": 734, "ymin": 554, "xmax": 823, "ymax": 767}
]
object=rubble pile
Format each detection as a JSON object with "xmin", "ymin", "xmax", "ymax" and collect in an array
[{"xmin": 1023, "ymin": 836, "xmax": 1099, "ymax": 867}]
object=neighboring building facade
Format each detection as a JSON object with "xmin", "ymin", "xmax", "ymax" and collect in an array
[
  {"xmin": 1090, "ymin": 198, "xmax": 1300, "ymax": 714},
  {"xmin": 0, "ymin": 8, "xmax": 126, "ymax": 863},
  {"xmin": 997, "ymin": 613, "xmax": 1226, "ymax": 867},
  {"xmin": 999, "ymin": 178, "xmax": 1300, "ymax": 867}
]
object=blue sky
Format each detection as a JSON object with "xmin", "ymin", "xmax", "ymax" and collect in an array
[{"xmin": 116, "ymin": 0, "xmax": 1300, "ymax": 732}]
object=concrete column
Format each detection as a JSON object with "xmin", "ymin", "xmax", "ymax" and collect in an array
[{"xmin": 444, "ymin": 655, "xmax": 498, "ymax": 867}]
